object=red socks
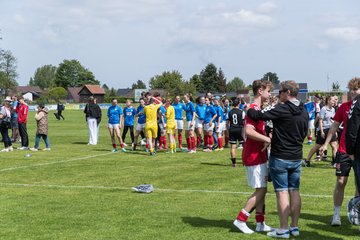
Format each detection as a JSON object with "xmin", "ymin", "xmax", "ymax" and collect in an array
[
  {"xmin": 218, "ymin": 137, "xmax": 223, "ymax": 149},
  {"xmin": 255, "ymin": 212, "xmax": 265, "ymax": 223},
  {"xmin": 178, "ymin": 134, "xmax": 183, "ymax": 148},
  {"xmin": 112, "ymin": 144, "xmax": 116, "ymax": 148},
  {"xmin": 237, "ymin": 209, "xmax": 250, "ymax": 222},
  {"xmin": 191, "ymin": 137, "xmax": 196, "ymax": 150}
]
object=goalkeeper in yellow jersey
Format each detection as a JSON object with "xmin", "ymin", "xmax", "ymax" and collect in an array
[
  {"xmin": 144, "ymin": 96, "xmax": 162, "ymax": 156},
  {"xmin": 164, "ymin": 98, "xmax": 176, "ymax": 153}
]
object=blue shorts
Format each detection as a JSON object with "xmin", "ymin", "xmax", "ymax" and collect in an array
[{"xmin": 269, "ymin": 156, "xmax": 302, "ymax": 192}]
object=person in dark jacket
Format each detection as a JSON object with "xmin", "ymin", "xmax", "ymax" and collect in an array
[
  {"xmin": 247, "ymin": 80, "xmax": 308, "ymax": 238},
  {"xmin": 55, "ymin": 102, "xmax": 65, "ymax": 120},
  {"xmin": 346, "ymin": 78, "xmax": 360, "ymax": 196},
  {"xmin": 84, "ymin": 96, "xmax": 102, "ymax": 145}
]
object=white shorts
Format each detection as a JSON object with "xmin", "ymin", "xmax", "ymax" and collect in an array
[
  {"xmin": 195, "ymin": 119, "xmax": 204, "ymax": 128},
  {"xmin": 308, "ymin": 119, "xmax": 315, "ymax": 130},
  {"xmin": 136, "ymin": 123, "xmax": 146, "ymax": 131},
  {"xmin": 215, "ymin": 122, "xmax": 225, "ymax": 133},
  {"xmin": 159, "ymin": 123, "xmax": 165, "ymax": 131},
  {"xmin": 245, "ymin": 163, "xmax": 268, "ymax": 189},
  {"xmin": 176, "ymin": 120, "xmax": 184, "ymax": 130},
  {"xmin": 185, "ymin": 121, "xmax": 195, "ymax": 131},
  {"xmin": 108, "ymin": 123, "xmax": 120, "ymax": 129},
  {"xmin": 204, "ymin": 122, "xmax": 214, "ymax": 132}
]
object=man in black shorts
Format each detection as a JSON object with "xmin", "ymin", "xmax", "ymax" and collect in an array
[{"xmin": 227, "ymin": 98, "xmax": 245, "ymax": 167}]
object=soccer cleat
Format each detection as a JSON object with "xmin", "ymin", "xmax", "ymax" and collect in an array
[
  {"xmin": 123, "ymin": 143, "xmax": 128, "ymax": 147},
  {"xmin": 331, "ymin": 215, "xmax": 341, "ymax": 226},
  {"xmin": 43, "ymin": 148, "xmax": 51, "ymax": 151},
  {"xmin": 8, "ymin": 146, "xmax": 14, "ymax": 152},
  {"xmin": 121, "ymin": 148, "xmax": 127, "ymax": 152},
  {"xmin": 29, "ymin": 148, "xmax": 38, "ymax": 152},
  {"xmin": 112, "ymin": 148, "xmax": 118, "ymax": 152},
  {"xmin": 289, "ymin": 226, "xmax": 300, "ymax": 237},
  {"xmin": 267, "ymin": 229, "xmax": 290, "ymax": 238},
  {"xmin": 255, "ymin": 222, "xmax": 273, "ymax": 232},
  {"xmin": 18, "ymin": 146, "xmax": 29, "ymax": 150},
  {"xmin": 1, "ymin": 148, "xmax": 9, "ymax": 152},
  {"xmin": 233, "ymin": 220, "xmax": 254, "ymax": 234},
  {"xmin": 150, "ymin": 152, "xmax": 156, "ymax": 156},
  {"xmin": 218, "ymin": 147, "xmax": 224, "ymax": 151}
]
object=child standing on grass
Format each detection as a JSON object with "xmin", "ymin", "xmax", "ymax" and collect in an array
[
  {"xmin": 30, "ymin": 103, "xmax": 50, "ymax": 151},
  {"xmin": 122, "ymin": 99, "xmax": 137, "ymax": 148}
]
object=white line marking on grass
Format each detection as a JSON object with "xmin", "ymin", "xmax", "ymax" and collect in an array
[
  {"xmin": 0, "ymin": 182, "xmax": 345, "ymax": 198},
  {"xmin": 0, "ymin": 152, "xmax": 114, "ymax": 172}
]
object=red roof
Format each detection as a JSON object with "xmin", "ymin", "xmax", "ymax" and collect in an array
[{"xmin": 80, "ymin": 85, "xmax": 105, "ymax": 95}]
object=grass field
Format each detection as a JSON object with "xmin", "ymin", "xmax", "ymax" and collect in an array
[{"xmin": 0, "ymin": 109, "xmax": 358, "ymax": 239}]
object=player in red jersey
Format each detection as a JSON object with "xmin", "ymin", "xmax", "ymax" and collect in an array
[
  {"xmin": 319, "ymin": 78, "xmax": 360, "ymax": 226},
  {"xmin": 233, "ymin": 80, "xmax": 272, "ymax": 234}
]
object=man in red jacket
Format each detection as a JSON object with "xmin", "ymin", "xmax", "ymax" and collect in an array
[{"xmin": 16, "ymin": 97, "xmax": 29, "ymax": 150}]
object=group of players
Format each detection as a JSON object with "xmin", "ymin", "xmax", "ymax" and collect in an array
[{"xmin": 108, "ymin": 92, "xmax": 246, "ymax": 160}]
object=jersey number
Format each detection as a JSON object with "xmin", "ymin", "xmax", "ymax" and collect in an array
[{"xmin": 232, "ymin": 114, "xmax": 238, "ymax": 125}]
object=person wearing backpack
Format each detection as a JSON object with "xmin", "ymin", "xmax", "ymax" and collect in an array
[{"xmin": 0, "ymin": 97, "xmax": 13, "ymax": 152}]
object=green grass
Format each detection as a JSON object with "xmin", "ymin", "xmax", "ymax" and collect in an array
[{"xmin": 0, "ymin": 109, "xmax": 358, "ymax": 239}]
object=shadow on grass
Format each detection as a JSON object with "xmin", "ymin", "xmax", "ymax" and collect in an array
[
  {"xmin": 182, "ymin": 216, "xmax": 345, "ymax": 239},
  {"xmin": 200, "ymin": 162, "xmax": 233, "ymax": 167},
  {"xmin": 301, "ymin": 212, "xmax": 359, "ymax": 238},
  {"xmin": 71, "ymin": 141, "xmax": 88, "ymax": 145}
]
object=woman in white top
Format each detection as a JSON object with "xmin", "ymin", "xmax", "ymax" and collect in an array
[
  {"xmin": 304, "ymin": 95, "xmax": 338, "ymax": 166},
  {"xmin": 0, "ymin": 99, "xmax": 13, "ymax": 152}
]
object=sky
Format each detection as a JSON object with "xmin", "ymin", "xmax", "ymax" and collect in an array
[{"xmin": 1, "ymin": 0, "xmax": 360, "ymax": 91}]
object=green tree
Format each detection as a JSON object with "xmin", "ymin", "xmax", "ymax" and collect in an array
[
  {"xmin": 261, "ymin": 72, "xmax": 279, "ymax": 84},
  {"xmin": 132, "ymin": 80, "xmax": 146, "ymax": 89},
  {"xmin": 149, "ymin": 70, "xmax": 184, "ymax": 96},
  {"xmin": 189, "ymin": 74, "xmax": 203, "ymax": 92},
  {"xmin": 30, "ymin": 64, "xmax": 57, "ymax": 89},
  {"xmin": 227, "ymin": 77, "xmax": 246, "ymax": 92},
  {"xmin": 48, "ymin": 87, "xmax": 67, "ymax": 101},
  {"xmin": 0, "ymin": 50, "xmax": 18, "ymax": 96},
  {"xmin": 54, "ymin": 59, "xmax": 99, "ymax": 89},
  {"xmin": 199, "ymin": 63, "xmax": 218, "ymax": 93},
  {"xmin": 217, "ymin": 68, "xmax": 227, "ymax": 92}
]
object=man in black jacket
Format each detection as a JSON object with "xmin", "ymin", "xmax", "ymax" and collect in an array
[
  {"xmin": 247, "ymin": 80, "xmax": 308, "ymax": 238},
  {"xmin": 346, "ymin": 78, "xmax": 360, "ymax": 195}
]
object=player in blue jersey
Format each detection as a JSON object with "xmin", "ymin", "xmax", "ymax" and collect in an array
[
  {"xmin": 107, "ymin": 98, "xmax": 126, "ymax": 152},
  {"xmin": 203, "ymin": 97, "xmax": 217, "ymax": 152},
  {"xmin": 122, "ymin": 99, "xmax": 137, "ymax": 149},
  {"xmin": 304, "ymin": 97, "xmax": 316, "ymax": 145},
  {"xmin": 184, "ymin": 94, "xmax": 196, "ymax": 153},
  {"xmin": 223, "ymin": 98, "xmax": 231, "ymax": 147},
  {"xmin": 172, "ymin": 96, "xmax": 186, "ymax": 149},
  {"xmin": 195, "ymin": 96, "xmax": 206, "ymax": 148},
  {"xmin": 133, "ymin": 98, "xmax": 146, "ymax": 151},
  {"xmin": 214, "ymin": 98, "xmax": 225, "ymax": 151}
]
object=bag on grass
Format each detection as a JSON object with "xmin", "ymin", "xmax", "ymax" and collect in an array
[
  {"xmin": 132, "ymin": 184, "xmax": 154, "ymax": 193},
  {"xmin": 347, "ymin": 196, "xmax": 360, "ymax": 225}
]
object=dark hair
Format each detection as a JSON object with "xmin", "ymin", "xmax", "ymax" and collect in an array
[
  {"xmin": 280, "ymin": 80, "xmax": 299, "ymax": 97},
  {"xmin": 252, "ymin": 80, "xmax": 272, "ymax": 95},
  {"xmin": 232, "ymin": 98, "xmax": 240, "ymax": 107},
  {"xmin": 38, "ymin": 103, "xmax": 45, "ymax": 109}
]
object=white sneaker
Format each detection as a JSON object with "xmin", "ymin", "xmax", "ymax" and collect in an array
[
  {"xmin": 123, "ymin": 143, "xmax": 128, "ymax": 147},
  {"xmin": 267, "ymin": 229, "xmax": 290, "ymax": 238},
  {"xmin": 233, "ymin": 220, "xmax": 254, "ymax": 234},
  {"xmin": 331, "ymin": 215, "xmax": 341, "ymax": 226},
  {"xmin": 19, "ymin": 147, "xmax": 29, "ymax": 150},
  {"xmin": 140, "ymin": 139, "xmax": 146, "ymax": 146},
  {"xmin": 255, "ymin": 222, "xmax": 273, "ymax": 232},
  {"xmin": 289, "ymin": 226, "xmax": 300, "ymax": 237},
  {"xmin": 1, "ymin": 148, "xmax": 9, "ymax": 152},
  {"xmin": 43, "ymin": 148, "xmax": 51, "ymax": 151},
  {"xmin": 8, "ymin": 146, "xmax": 13, "ymax": 152},
  {"xmin": 30, "ymin": 148, "xmax": 38, "ymax": 151}
]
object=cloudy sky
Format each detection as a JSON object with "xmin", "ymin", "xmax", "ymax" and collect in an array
[{"xmin": 1, "ymin": 0, "xmax": 360, "ymax": 91}]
